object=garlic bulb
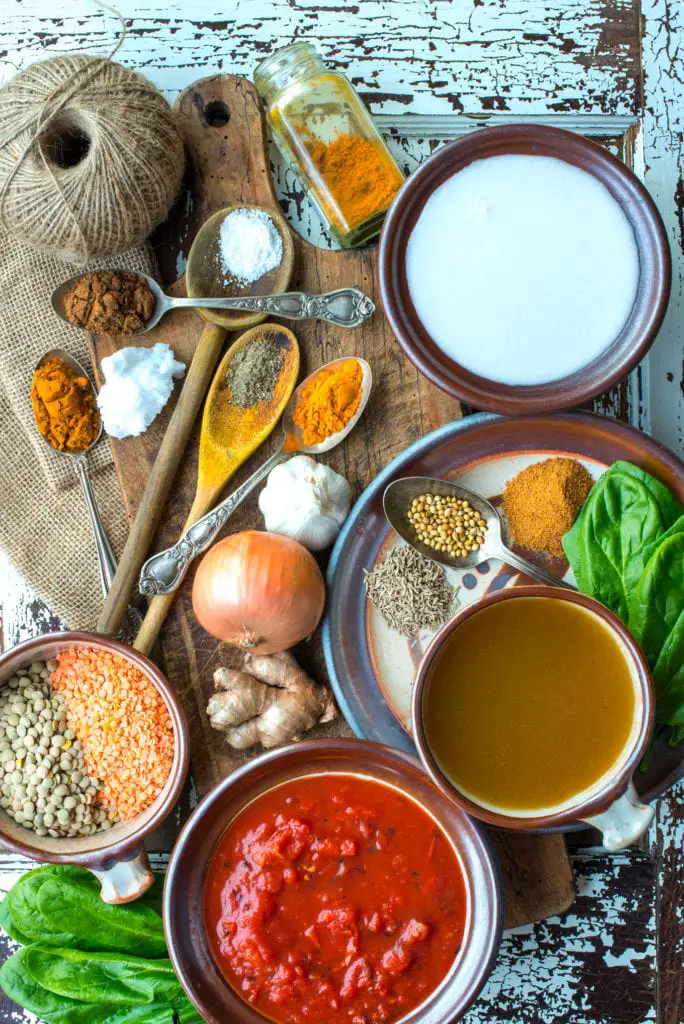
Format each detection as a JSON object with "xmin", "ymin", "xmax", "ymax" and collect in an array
[{"xmin": 258, "ymin": 455, "xmax": 353, "ymax": 551}]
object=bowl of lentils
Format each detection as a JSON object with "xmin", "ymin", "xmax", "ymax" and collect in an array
[{"xmin": 0, "ymin": 632, "xmax": 189, "ymax": 903}]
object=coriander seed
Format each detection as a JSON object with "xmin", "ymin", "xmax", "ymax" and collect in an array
[{"xmin": 408, "ymin": 493, "xmax": 488, "ymax": 559}]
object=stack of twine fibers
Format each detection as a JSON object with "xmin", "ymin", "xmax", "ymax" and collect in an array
[
  {"xmin": 0, "ymin": 53, "xmax": 185, "ymax": 628},
  {"xmin": 0, "ymin": 54, "xmax": 185, "ymax": 261}
]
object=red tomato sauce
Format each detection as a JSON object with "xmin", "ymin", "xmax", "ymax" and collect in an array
[{"xmin": 204, "ymin": 774, "xmax": 466, "ymax": 1024}]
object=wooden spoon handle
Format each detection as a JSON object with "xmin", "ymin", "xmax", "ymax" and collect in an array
[
  {"xmin": 95, "ymin": 322, "xmax": 227, "ymax": 636},
  {"xmin": 133, "ymin": 593, "xmax": 179, "ymax": 657}
]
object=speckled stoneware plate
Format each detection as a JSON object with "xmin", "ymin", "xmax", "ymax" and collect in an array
[{"xmin": 322, "ymin": 411, "xmax": 684, "ymax": 832}]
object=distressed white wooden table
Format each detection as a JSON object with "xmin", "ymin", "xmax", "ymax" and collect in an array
[{"xmin": 1, "ymin": 2, "xmax": 682, "ymax": 1023}]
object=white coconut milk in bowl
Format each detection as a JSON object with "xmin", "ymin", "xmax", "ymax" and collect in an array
[{"xmin": 378, "ymin": 124, "xmax": 671, "ymax": 415}]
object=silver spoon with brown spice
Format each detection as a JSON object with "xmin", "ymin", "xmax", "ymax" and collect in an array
[{"xmin": 51, "ymin": 270, "xmax": 375, "ymax": 333}]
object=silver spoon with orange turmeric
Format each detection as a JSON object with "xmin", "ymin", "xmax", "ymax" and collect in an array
[
  {"xmin": 31, "ymin": 349, "xmax": 117, "ymax": 595},
  {"xmin": 31, "ymin": 350, "xmax": 145, "ymax": 636}
]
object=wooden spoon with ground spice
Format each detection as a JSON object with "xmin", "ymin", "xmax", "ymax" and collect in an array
[
  {"xmin": 136, "ymin": 356, "xmax": 372, "ymax": 652},
  {"xmin": 133, "ymin": 324, "xmax": 301, "ymax": 654}
]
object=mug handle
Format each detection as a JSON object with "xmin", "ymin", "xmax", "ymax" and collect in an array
[
  {"xmin": 581, "ymin": 781, "xmax": 654, "ymax": 851},
  {"xmin": 89, "ymin": 845, "xmax": 155, "ymax": 904}
]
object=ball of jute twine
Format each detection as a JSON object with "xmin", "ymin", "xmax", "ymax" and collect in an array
[{"xmin": 0, "ymin": 54, "xmax": 185, "ymax": 262}]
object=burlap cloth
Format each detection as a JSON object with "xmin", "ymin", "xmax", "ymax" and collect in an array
[{"xmin": 0, "ymin": 226, "xmax": 153, "ymax": 629}]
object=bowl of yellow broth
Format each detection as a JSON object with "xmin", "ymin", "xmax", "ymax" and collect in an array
[{"xmin": 412, "ymin": 587, "xmax": 655, "ymax": 850}]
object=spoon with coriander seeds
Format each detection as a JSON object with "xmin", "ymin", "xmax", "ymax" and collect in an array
[{"xmin": 383, "ymin": 477, "xmax": 577, "ymax": 589}]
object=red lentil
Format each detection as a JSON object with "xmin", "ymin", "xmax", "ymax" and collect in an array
[{"xmin": 51, "ymin": 648, "xmax": 174, "ymax": 821}]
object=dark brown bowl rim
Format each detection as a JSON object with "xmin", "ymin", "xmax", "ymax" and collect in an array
[
  {"xmin": 0, "ymin": 631, "xmax": 190, "ymax": 867},
  {"xmin": 412, "ymin": 586, "xmax": 654, "ymax": 830},
  {"xmin": 163, "ymin": 737, "xmax": 503, "ymax": 1024},
  {"xmin": 378, "ymin": 124, "xmax": 672, "ymax": 415}
]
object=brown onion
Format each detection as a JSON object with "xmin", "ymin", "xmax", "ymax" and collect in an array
[{"xmin": 192, "ymin": 531, "xmax": 326, "ymax": 655}]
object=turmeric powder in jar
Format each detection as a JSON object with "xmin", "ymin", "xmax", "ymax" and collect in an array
[{"xmin": 254, "ymin": 43, "xmax": 404, "ymax": 247}]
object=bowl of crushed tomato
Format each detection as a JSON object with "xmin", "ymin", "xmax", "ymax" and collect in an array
[{"xmin": 164, "ymin": 739, "xmax": 502, "ymax": 1024}]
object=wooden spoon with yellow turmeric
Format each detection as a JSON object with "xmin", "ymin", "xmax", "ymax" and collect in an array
[
  {"xmin": 133, "ymin": 324, "xmax": 302, "ymax": 654},
  {"xmin": 135, "ymin": 355, "xmax": 372, "ymax": 655}
]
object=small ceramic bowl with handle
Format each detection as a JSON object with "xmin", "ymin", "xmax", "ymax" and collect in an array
[
  {"xmin": 0, "ymin": 631, "xmax": 189, "ymax": 903},
  {"xmin": 412, "ymin": 586, "xmax": 655, "ymax": 851},
  {"xmin": 164, "ymin": 738, "xmax": 503, "ymax": 1024}
]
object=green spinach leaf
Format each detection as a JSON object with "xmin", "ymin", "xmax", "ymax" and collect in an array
[
  {"xmin": 563, "ymin": 461, "xmax": 684, "ymax": 748},
  {"xmin": 611, "ymin": 460, "xmax": 683, "ymax": 522},
  {"xmin": 101, "ymin": 1009, "xmax": 176, "ymax": 1024},
  {"xmin": 626, "ymin": 515, "xmax": 684, "ymax": 622},
  {"xmin": 0, "ymin": 947, "xmax": 117, "ymax": 1024},
  {"xmin": 563, "ymin": 461, "xmax": 683, "ymax": 610},
  {"xmin": 176, "ymin": 1005, "xmax": 207, "ymax": 1024},
  {"xmin": 628, "ymin": 531, "xmax": 684, "ymax": 737},
  {"xmin": 0, "ymin": 888, "xmax": 30, "ymax": 945},
  {"xmin": 570, "ymin": 470, "xmax": 666, "ymax": 619},
  {"xmin": 0, "ymin": 869, "xmax": 197, "ymax": 1024},
  {"xmin": 22, "ymin": 946, "xmax": 184, "ymax": 1006},
  {"xmin": 6, "ymin": 865, "xmax": 166, "ymax": 956},
  {"xmin": 102, "ymin": 1004, "xmax": 205, "ymax": 1024},
  {"xmin": 652, "ymin": 616, "xmax": 684, "ymax": 745},
  {"xmin": 629, "ymin": 532, "xmax": 684, "ymax": 659}
]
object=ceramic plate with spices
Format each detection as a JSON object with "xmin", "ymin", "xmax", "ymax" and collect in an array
[{"xmin": 322, "ymin": 411, "xmax": 684, "ymax": 831}]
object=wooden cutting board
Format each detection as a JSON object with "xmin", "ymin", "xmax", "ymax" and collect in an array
[{"xmin": 91, "ymin": 74, "xmax": 575, "ymax": 929}]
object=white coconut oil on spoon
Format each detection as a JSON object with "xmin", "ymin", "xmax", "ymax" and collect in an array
[{"xmin": 405, "ymin": 153, "xmax": 640, "ymax": 386}]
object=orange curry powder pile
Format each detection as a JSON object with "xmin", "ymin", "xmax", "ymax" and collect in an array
[
  {"xmin": 51, "ymin": 648, "xmax": 174, "ymax": 821},
  {"xmin": 503, "ymin": 457, "xmax": 594, "ymax": 559},
  {"xmin": 306, "ymin": 133, "xmax": 404, "ymax": 231},
  {"xmin": 291, "ymin": 358, "xmax": 363, "ymax": 448},
  {"xmin": 31, "ymin": 357, "xmax": 100, "ymax": 452}
]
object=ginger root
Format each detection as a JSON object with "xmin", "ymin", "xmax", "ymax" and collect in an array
[{"xmin": 207, "ymin": 651, "xmax": 337, "ymax": 750}]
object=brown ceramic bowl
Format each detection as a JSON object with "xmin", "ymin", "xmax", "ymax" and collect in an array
[
  {"xmin": 164, "ymin": 738, "xmax": 503, "ymax": 1024},
  {"xmin": 378, "ymin": 124, "xmax": 671, "ymax": 415},
  {"xmin": 0, "ymin": 632, "xmax": 189, "ymax": 902},
  {"xmin": 412, "ymin": 587, "xmax": 655, "ymax": 850}
]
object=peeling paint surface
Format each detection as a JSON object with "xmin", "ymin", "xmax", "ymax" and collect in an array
[{"xmin": 0, "ymin": 2, "xmax": 682, "ymax": 1022}]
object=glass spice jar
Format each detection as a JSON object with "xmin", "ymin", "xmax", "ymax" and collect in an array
[{"xmin": 254, "ymin": 42, "xmax": 405, "ymax": 248}]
